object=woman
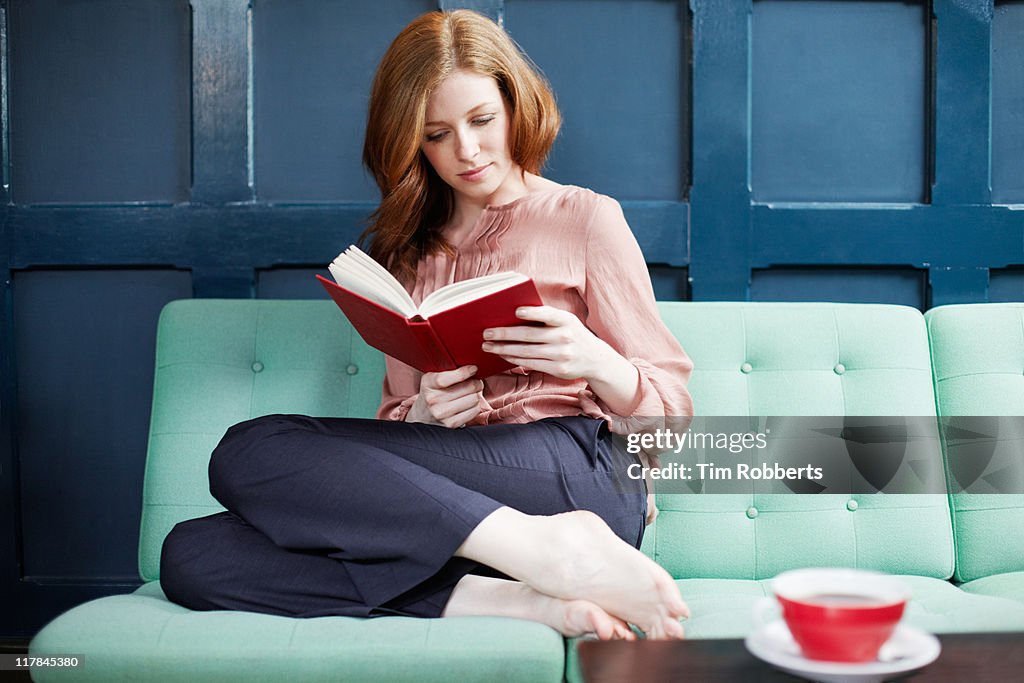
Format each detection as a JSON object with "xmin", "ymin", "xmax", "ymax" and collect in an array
[{"xmin": 161, "ymin": 9, "xmax": 693, "ymax": 641}]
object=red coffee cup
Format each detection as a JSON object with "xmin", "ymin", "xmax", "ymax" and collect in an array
[{"xmin": 759, "ymin": 568, "xmax": 910, "ymax": 663}]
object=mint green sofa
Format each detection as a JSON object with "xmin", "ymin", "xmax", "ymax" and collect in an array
[{"xmin": 30, "ymin": 300, "xmax": 1024, "ymax": 682}]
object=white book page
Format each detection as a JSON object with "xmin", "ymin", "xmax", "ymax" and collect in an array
[
  {"xmin": 328, "ymin": 246, "xmax": 417, "ymax": 318},
  {"xmin": 419, "ymin": 272, "xmax": 529, "ymax": 318},
  {"xmin": 329, "ymin": 245, "xmax": 527, "ymax": 319}
]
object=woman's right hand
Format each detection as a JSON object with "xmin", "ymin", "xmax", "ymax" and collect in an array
[{"xmin": 405, "ymin": 365, "xmax": 485, "ymax": 428}]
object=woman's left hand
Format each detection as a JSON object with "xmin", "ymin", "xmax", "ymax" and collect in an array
[{"xmin": 482, "ymin": 306, "xmax": 613, "ymax": 381}]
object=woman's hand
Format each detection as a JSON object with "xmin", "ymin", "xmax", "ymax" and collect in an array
[
  {"xmin": 406, "ymin": 365, "xmax": 484, "ymax": 428},
  {"xmin": 482, "ymin": 306, "xmax": 641, "ymax": 415},
  {"xmin": 482, "ymin": 306, "xmax": 613, "ymax": 380}
]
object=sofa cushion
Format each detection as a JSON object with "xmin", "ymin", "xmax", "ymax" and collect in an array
[
  {"xmin": 29, "ymin": 582, "xmax": 565, "ymax": 683},
  {"xmin": 926, "ymin": 303, "xmax": 1024, "ymax": 583},
  {"xmin": 138, "ymin": 300, "xmax": 386, "ymax": 581},
  {"xmin": 960, "ymin": 572, "xmax": 1024, "ymax": 604},
  {"xmin": 650, "ymin": 303, "xmax": 954, "ymax": 580}
]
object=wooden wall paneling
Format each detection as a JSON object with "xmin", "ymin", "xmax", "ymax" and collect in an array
[
  {"xmin": 689, "ymin": 0, "xmax": 751, "ymax": 300},
  {"xmin": 0, "ymin": 0, "xmax": 17, "ymax": 631},
  {"xmin": 751, "ymin": 267, "xmax": 926, "ymax": 308},
  {"xmin": 191, "ymin": 0, "xmax": 251, "ymax": 206},
  {"xmin": 990, "ymin": 267, "xmax": 1024, "ymax": 301},
  {"xmin": 991, "ymin": 1, "xmax": 1024, "ymax": 204},
  {"xmin": 252, "ymin": 0, "xmax": 435, "ymax": 202},
  {"xmin": 440, "ymin": 0, "xmax": 503, "ymax": 23},
  {"xmin": 931, "ymin": 0, "xmax": 992, "ymax": 206},
  {"xmin": 9, "ymin": 0, "xmax": 191, "ymax": 204},
  {"xmin": 14, "ymin": 270, "xmax": 193, "ymax": 580},
  {"xmin": 750, "ymin": 0, "xmax": 927, "ymax": 203}
]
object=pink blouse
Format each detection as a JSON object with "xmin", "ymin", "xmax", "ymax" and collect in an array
[{"xmin": 376, "ymin": 185, "xmax": 694, "ymax": 430}]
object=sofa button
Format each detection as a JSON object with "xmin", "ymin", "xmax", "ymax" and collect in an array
[
  {"xmin": 346, "ymin": 364, "xmax": 359, "ymax": 376},
  {"xmin": 846, "ymin": 499, "xmax": 858, "ymax": 511},
  {"xmin": 834, "ymin": 363, "xmax": 846, "ymax": 375},
  {"xmin": 740, "ymin": 362, "xmax": 753, "ymax": 374},
  {"xmin": 746, "ymin": 506, "xmax": 759, "ymax": 519},
  {"xmin": 251, "ymin": 361, "xmax": 264, "ymax": 373}
]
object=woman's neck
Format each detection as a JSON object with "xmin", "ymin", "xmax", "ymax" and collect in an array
[{"xmin": 445, "ymin": 171, "xmax": 561, "ymax": 245}]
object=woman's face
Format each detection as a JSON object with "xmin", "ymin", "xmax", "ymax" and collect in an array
[{"xmin": 421, "ymin": 69, "xmax": 519, "ymax": 208}]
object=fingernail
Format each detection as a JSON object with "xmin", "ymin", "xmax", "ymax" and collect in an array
[
  {"xmin": 483, "ymin": 330, "xmax": 494, "ymax": 339},
  {"xmin": 481, "ymin": 342, "xmax": 492, "ymax": 350}
]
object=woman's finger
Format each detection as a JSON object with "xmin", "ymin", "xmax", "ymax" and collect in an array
[
  {"xmin": 513, "ymin": 305, "xmax": 575, "ymax": 325},
  {"xmin": 483, "ymin": 341, "xmax": 566, "ymax": 362},
  {"xmin": 426, "ymin": 365, "xmax": 478, "ymax": 389},
  {"xmin": 440, "ymin": 405, "xmax": 482, "ymax": 429},
  {"xmin": 428, "ymin": 389, "xmax": 481, "ymax": 417},
  {"xmin": 483, "ymin": 324, "xmax": 557, "ymax": 343}
]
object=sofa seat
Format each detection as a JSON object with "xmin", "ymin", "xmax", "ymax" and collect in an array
[
  {"xmin": 960, "ymin": 571, "xmax": 1024, "ymax": 604},
  {"xmin": 30, "ymin": 581, "xmax": 565, "ymax": 683}
]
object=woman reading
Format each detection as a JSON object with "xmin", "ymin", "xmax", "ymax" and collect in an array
[{"xmin": 161, "ymin": 9, "xmax": 694, "ymax": 641}]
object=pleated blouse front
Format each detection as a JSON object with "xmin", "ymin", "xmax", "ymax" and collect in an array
[{"xmin": 377, "ymin": 184, "xmax": 694, "ymax": 431}]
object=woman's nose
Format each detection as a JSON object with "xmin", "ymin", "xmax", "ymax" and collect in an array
[{"xmin": 456, "ymin": 130, "xmax": 479, "ymax": 161}]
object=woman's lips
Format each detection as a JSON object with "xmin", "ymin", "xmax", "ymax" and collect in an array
[{"xmin": 458, "ymin": 163, "xmax": 492, "ymax": 182}]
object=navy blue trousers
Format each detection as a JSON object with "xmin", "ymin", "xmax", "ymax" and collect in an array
[{"xmin": 160, "ymin": 414, "xmax": 646, "ymax": 619}]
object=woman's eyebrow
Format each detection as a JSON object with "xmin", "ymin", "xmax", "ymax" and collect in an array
[{"xmin": 424, "ymin": 102, "xmax": 499, "ymax": 127}]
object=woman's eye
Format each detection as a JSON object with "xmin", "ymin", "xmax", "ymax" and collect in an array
[
  {"xmin": 473, "ymin": 116, "xmax": 495, "ymax": 126},
  {"xmin": 425, "ymin": 131, "xmax": 447, "ymax": 143}
]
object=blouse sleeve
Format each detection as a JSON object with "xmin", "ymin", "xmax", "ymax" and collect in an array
[
  {"xmin": 376, "ymin": 356, "xmax": 422, "ymax": 421},
  {"xmin": 576, "ymin": 195, "xmax": 694, "ymax": 431}
]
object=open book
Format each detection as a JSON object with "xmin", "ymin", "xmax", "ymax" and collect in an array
[{"xmin": 316, "ymin": 245, "xmax": 543, "ymax": 377}]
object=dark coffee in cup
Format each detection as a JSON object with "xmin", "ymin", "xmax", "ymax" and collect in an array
[{"xmin": 802, "ymin": 593, "xmax": 889, "ymax": 606}]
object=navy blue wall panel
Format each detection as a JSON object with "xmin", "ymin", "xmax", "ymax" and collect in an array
[
  {"xmin": 9, "ymin": 0, "xmax": 191, "ymax": 204},
  {"xmin": 14, "ymin": 270, "xmax": 192, "ymax": 579},
  {"xmin": 505, "ymin": 0, "xmax": 688, "ymax": 201},
  {"xmin": 253, "ymin": 0, "xmax": 434, "ymax": 201},
  {"xmin": 751, "ymin": 0, "xmax": 927, "ymax": 203},
  {"xmin": 257, "ymin": 267, "xmax": 329, "ymax": 299},
  {"xmin": 992, "ymin": 1, "xmax": 1024, "ymax": 204},
  {"xmin": 989, "ymin": 267, "xmax": 1024, "ymax": 302},
  {"xmin": 752, "ymin": 267, "xmax": 926, "ymax": 308}
]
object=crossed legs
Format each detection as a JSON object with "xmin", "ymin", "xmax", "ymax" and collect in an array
[{"xmin": 160, "ymin": 414, "xmax": 688, "ymax": 639}]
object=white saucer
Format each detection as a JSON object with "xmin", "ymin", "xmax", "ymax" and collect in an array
[{"xmin": 744, "ymin": 621, "xmax": 941, "ymax": 683}]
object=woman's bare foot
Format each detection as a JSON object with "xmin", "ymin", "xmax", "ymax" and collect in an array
[
  {"xmin": 455, "ymin": 508, "xmax": 688, "ymax": 639},
  {"xmin": 442, "ymin": 574, "xmax": 636, "ymax": 640}
]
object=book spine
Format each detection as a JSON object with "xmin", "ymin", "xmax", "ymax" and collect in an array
[{"xmin": 408, "ymin": 319, "xmax": 457, "ymax": 371}]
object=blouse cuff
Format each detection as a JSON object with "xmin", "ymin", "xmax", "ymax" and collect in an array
[{"xmin": 579, "ymin": 358, "xmax": 667, "ymax": 434}]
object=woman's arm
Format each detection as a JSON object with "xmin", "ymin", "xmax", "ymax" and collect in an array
[{"xmin": 482, "ymin": 194, "xmax": 693, "ymax": 423}]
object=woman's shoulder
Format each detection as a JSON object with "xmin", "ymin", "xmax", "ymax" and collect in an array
[{"xmin": 514, "ymin": 178, "xmax": 616, "ymax": 217}]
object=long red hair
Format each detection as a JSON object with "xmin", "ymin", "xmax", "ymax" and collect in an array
[{"xmin": 361, "ymin": 10, "xmax": 561, "ymax": 283}]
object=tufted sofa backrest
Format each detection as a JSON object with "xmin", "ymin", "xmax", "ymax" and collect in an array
[
  {"xmin": 645, "ymin": 302, "xmax": 954, "ymax": 580},
  {"xmin": 926, "ymin": 303, "xmax": 1024, "ymax": 583},
  {"xmin": 139, "ymin": 299, "xmax": 957, "ymax": 583},
  {"xmin": 138, "ymin": 300, "xmax": 385, "ymax": 581}
]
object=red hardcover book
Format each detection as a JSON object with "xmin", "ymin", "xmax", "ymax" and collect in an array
[{"xmin": 317, "ymin": 246, "xmax": 543, "ymax": 377}]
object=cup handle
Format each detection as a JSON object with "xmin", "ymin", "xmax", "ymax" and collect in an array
[{"xmin": 752, "ymin": 596, "xmax": 780, "ymax": 630}]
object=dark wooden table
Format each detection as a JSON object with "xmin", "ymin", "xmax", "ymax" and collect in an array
[{"xmin": 578, "ymin": 632, "xmax": 1024, "ymax": 682}]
